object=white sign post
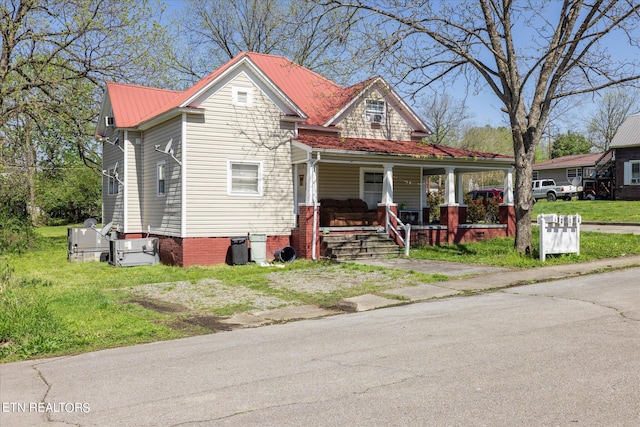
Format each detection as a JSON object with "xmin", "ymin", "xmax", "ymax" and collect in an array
[{"xmin": 537, "ymin": 214, "xmax": 581, "ymax": 262}]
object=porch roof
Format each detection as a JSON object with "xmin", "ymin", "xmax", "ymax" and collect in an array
[{"xmin": 294, "ymin": 135, "xmax": 513, "ymax": 161}]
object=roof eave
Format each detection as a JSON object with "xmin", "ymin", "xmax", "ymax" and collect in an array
[{"xmin": 136, "ymin": 107, "xmax": 205, "ymax": 131}]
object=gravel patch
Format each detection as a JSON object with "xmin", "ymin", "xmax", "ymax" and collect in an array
[
  {"xmin": 129, "ymin": 279, "xmax": 286, "ymax": 312},
  {"xmin": 266, "ymin": 266, "xmax": 415, "ymax": 294}
]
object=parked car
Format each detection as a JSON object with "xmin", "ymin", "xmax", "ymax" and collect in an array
[
  {"xmin": 468, "ymin": 188, "xmax": 504, "ymax": 204},
  {"xmin": 532, "ymin": 179, "xmax": 580, "ymax": 202}
]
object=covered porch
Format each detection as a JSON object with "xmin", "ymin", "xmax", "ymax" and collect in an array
[{"xmin": 290, "ymin": 136, "xmax": 515, "ymax": 260}]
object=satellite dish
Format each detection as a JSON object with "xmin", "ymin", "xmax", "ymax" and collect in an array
[
  {"xmin": 83, "ymin": 218, "xmax": 98, "ymax": 228},
  {"xmin": 571, "ymin": 176, "xmax": 581, "ymax": 186},
  {"xmin": 164, "ymin": 139, "xmax": 172, "ymax": 153},
  {"xmin": 99, "ymin": 221, "xmax": 114, "ymax": 237}
]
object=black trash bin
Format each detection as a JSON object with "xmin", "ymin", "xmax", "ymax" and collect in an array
[
  {"xmin": 230, "ymin": 236, "xmax": 248, "ymax": 265},
  {"xmin": 274, "ymin": 246, "xmax": 296, "ymax": 262}
]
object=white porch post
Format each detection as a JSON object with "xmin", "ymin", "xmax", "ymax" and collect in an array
[
  {"xmin": 305, "ymin": 158, "xmax": 317, "ymax": 206},
  {"xmin": 457, "ymin": 172, "xmax": 465, "ymax": 205},
  {"xmin": 381, "ymin": 163, "xmax": 394, "ymax": 205},
  {"xmin": 444, "ymin": 167, "xmax": 457, "ymax": 205},
  {"xmin": 503, "ymin": 168, "xmax": 515, "ymax": 205}
]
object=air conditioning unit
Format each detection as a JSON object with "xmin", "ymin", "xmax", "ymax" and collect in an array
[
  {"xmin": 367, "ymin": 113, "xmax": 384, "ymax": 123},
  {"xmin": 104, "ymin": 116, "xmax": 115, "ymax": 127}
]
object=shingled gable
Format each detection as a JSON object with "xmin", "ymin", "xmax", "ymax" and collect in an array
[{"xmin": 321, "ymin": 77, "xmax": 430, "ymax": 137}]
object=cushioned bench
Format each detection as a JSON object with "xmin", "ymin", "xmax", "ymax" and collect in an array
[{"xmin": 319, "ymin": 198, "xmax": 378, "ymax": 227}]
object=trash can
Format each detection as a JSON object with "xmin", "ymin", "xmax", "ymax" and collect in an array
[
  {"xmin": 230, "ymin": 236, "xmax": 248, "ymax": 265},
  {"xmin": 250, "ymin": 234, "xmax": 267, "ymax": 264},
  {"xmin": 274, "ymin": 246, "xmax": 296, "ymax": 262}
]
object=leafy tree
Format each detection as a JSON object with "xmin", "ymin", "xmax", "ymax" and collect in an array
[
  {"xmin": 0, "ymin": 0, "xmax": 173, "ymax": 225},
  {"xmin": 460, "ymin": 126, "xmax": 513, "ymax": 155},
  {"xmin": 320, "ymin": 0, "xmax": 640, "ymax": 255},
  {"xmin": 551, "ymin": 131, "xmax": 592, "ymax": 158},
  {"xmin": 587, "ymin": 89, "xmax": 640, "ymax": 151}
]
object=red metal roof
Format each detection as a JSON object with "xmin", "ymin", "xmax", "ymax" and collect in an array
[
  {"xmin": 105, "ymin": 52, "xmax": 411, "ymax": 128},
  {"xmin": 106, "ymin": 82, "xmax": 180, "ymax": 128},
  {"xmin": 295, "ymin": 134, "xmax": 513, "ymax": 159}
]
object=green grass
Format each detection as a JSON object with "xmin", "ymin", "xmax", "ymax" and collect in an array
[
  {"xmin": 2, "ymin": 217, "xmax": 639, "ymax": 362},
  {"xmin": 410, "ymin": 229, "xmax": 640, "ymax": 268},
  {"xmin": 532, "ymin": 200, "xmax": 640, "ymax": 223}
]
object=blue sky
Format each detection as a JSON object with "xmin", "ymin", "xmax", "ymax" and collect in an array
[{"xmin": 161, "ymin": 0, "xmax": 638, "ymax": 133}]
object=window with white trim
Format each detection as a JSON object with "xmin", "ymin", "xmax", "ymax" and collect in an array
[
  {"xmin": 532, "ymin": 171, "xmax": 539, "ymax": 180},
  {"xmin": 631, "ymin": 161, "xmax": 640, "ymax": 184},
  {"xmin": 566, "ymin": 168, "xmax": 581, "ymax": 181},
  {"xmin": 365, "ymin": 99, "xmax": 385, "ymax": 123},
  {"xmin": 228, "ymin": 160, "xmax": 263, "ymax": 196},
  {"xmin": 232, "ymin": 86, "xmax": 253, "ymax": 107},
  {"xmin": 157, "ymin": 161, "xmax": 166, "ymax": 196},
  {"xmin": 108, "ymin": 165, "xmax": 119, "ymax": 195}
]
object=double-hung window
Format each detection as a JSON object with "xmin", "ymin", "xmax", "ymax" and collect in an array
[
  {"xmin": 108, "ymin": 165, "xmax": 119, "ymax": 195},
  {"xmin": 228, "ymin": 160, "xmax": 263, "ymax": 196},
  {"xmin": 566, "ymin": 168, "xmax": 581, "ymax": 182},
  {"xmin": 631, "ymin": 161, "xmax": 640, "ymax": 184},
  {"xmin": 365, "ymin": 99, "xmax": 385, "ymax": 123}
]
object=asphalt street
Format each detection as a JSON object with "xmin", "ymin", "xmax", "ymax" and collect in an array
[{"xmin": 1, "ymin": 267, "xmax": 639, "ymax": 426}]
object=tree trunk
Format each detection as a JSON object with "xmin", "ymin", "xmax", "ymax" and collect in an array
[
  {"xmin": 23, "ymin": 118, "xmax": 39, "ymax": 226},
  {"xmin": 512, "ymin": 130, "xmax": 537, "ymax": 255}
]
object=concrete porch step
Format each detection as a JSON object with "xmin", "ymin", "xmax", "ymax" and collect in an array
[{"xmin": 321, "ymin": 233, "xmax": 402, "ymax": 260}]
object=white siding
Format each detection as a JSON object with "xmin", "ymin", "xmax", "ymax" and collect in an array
[
  {"xmin": 185, "ymin": 71, "xmax": 295, "ymax": 237},
  {"xmin": 317, "ymin": 163, "xmax": 363, "ymax": 200},
  {"xmin": 393, "ymin": 166, "xmax": 422, "ymax": 209},
  {"xmin": 339, "ymin": 89, "xmax": 414, "ymax": 141},
  {"xmin": 142, "ymin": 118, "xmax": 183, "ymax": 237},
  {"xmin": 102, "ymin": 132, "xmax": 124, "ymax": 229},
  {"xmin": 126, "ymin": 131, "xmax": 143, "ymax": 232}
]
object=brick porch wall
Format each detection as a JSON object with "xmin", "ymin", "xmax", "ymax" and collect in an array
[{"xmin": 291, "ymin": 205, "xmax": 319, "ymax": 260}]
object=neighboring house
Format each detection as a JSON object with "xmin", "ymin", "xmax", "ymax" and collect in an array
[
  {"xmin": 97, "ymin": 52, "xmax": 515, "ymax": 266},
  {"xmin": 532, "ymin": 152, "xmax": 614, "ymax": 199},
  {"xmin": 532, "ymin": 153, "xmax": 602, "ymax": 186},
  {"xmin": 610, "ymin": 114, "xmax": 640, "ymax": 200}
]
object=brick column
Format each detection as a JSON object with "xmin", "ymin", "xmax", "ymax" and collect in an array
[
  {"xmin": 440, "ymin": 205, "xmax": 460, "ymax": 244},
  {"xmin": 499, "ymin": 204, "xmax": 516, "ymax": 236},
  {"xmin": 292, "ymin": 205, "xmax": 319, "ymax": 260},
  {"xmin": 422, "ymin": 207, "xmax": 430, "ymax": 224}
]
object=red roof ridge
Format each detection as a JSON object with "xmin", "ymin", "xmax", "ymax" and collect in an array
[{"xmin": 106, "ymin": 81, "xmax": 180, "ymax": 95}]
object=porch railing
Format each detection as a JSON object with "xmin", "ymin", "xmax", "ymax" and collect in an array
[{"xmin": 386, "ymin": 206, "xmax": 411, "ymax": 256}]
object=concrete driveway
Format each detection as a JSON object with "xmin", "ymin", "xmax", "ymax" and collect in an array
[{"xmin": 2, "ymin": 267, "xmax": 638, "ymax": 426}]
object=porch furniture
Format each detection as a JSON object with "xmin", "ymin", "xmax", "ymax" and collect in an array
[{"xmin": 319, "ymin": 198, "xmax": 379, "ymax": 227}]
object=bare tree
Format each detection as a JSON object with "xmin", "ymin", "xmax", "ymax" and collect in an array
[
  {"xmin": 321, "ymin": 0, "xmax": 640, "ymax": 254},
  {"xmin": 422, "ymin": 93, "xmax": 472, "ymax": 146},
  {"xmin": 173, "ymin": 0, "xmax": 362, "ymax": 85},
  {"xmin": 587, "ymin": 89, "xmax": 640, "ymax": 151}
]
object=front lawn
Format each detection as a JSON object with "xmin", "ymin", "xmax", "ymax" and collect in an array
[{"xmin": 531, "ymin": 200, "xmax": 640, "ymax": 223}]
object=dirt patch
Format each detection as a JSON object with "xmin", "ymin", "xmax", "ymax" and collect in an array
[
  {"xmin": 266, "ymin": 266, "xmax": 408, "ymax": 294},
  {"xmin": 127, "ymin": 297, "xmax": 189, "ymax": 313},
  {"xmin": 128, "ymin": 279, "xmax": 287, "ymax": 313},
  {"xmin": 182, "ymin": 315, "xmax": 234, "ymax": 332}
]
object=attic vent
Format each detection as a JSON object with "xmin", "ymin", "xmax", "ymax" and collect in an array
[{"xmin": 105, "ymin": 117, "xmax": 115, "ymax": 127}]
